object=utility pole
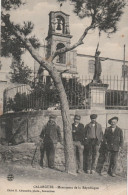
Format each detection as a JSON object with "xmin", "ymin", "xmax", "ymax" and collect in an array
[
  {"xmin": 123, "ymin": 44, "xmax": 126, "ymax": 92},
  {"xmin": 34, "ymin": 60, "xmax": 36, "ymax": 87},
  {"xmin": 123, "ymin": 45, "xmax": 126, "ymax": 107}
]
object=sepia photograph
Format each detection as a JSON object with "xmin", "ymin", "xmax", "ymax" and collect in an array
[{"xmin": 0, "ymin": 0, "xmax": 128, "ymax": 194}]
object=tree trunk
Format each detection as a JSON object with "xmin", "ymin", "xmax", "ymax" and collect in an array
[
  {"xmin": 1, "ymin": 15, "xmax": 77, "ymax": 174},
  {"xmin": 27, "ymin": 53, "xmax": 77, "ymax": 174},
  {"xmin": 52, "ymin": 72, "xmax": 77, "ymax": 175}
]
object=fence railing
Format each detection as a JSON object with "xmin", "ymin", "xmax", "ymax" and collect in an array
[{"xmin": 3, "ymin": 76, "xmax": 128, "ymax": 113}]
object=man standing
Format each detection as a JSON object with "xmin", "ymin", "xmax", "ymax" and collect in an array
[
  {"xmin": 40, "ymin": 115, "xmax": 62, "ymax": 169},
  {"xmin": 84, "ymin": 114, "xmax": 103, "ymax": 174},
  {"xmin": 72, "ymin": 114, "xmax": 84, "ymax": 173},
  {"xmin": 100, "ymin": 117, "xmax": 123, "ymax": 177}
]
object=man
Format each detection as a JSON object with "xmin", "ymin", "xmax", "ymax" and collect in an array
[
  {"xmin": 72, "ymin": 114, "xmax": 84, "ymax": 173},
  {"xmin": 84, "ymin": 114, "xmax": 103, "ymax": 174},
  {"xmin": 40, "ymin": 115, "xmax": 62, "ymax": 169},
  {"xmin": 99, "ymin": 117, "xmax": 123, "ymax": 177}
]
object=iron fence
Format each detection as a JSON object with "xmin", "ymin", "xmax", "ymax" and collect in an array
[{"xmin": 3, "ymin": 76, "xmax": 128, "ymax": 113}]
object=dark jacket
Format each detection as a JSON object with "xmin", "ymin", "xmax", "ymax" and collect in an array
[
  {"xmin": 103, "ymin": 126, "xmax": 123, "ymax": 152},
  {"xmin": 84, "ymin": 122, "xmax": 103, "ymax": 145},
  {"xmin": 40, "ymin": 121, "xmax": 62, "ymax": 144},
  {"xmin": 72, "ymin": 123, "xmax": 84, "ymax": 144}
]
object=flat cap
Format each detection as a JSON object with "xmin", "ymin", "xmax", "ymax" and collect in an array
[
  {"xmin": 90, "ymin": 114, "xmax": 97, "ymax": 119},
  {"xmin": 74, "ymin": 114, "xmax": 81, "ymax": 120},
  {"xmin": 49, "ymin": 115, "xmax": 57, "ymax": 119},
  {"xmin": 108, "ymin": 116, "xmax": 118, "ymax": 124}
]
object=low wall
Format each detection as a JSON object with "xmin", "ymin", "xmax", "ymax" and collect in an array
[{"xmin": 0, "ymin": 109, "xmax": 128, "ymax": 143}]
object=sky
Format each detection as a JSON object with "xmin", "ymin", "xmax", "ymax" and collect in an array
[{"xmin": 1, "ymin": 0, "xmax": 128, "ymax": 74}]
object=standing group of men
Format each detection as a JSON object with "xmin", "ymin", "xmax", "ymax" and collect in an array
[
  {"xmin": 39, "ymin": 114, "xmax": 123, "ymax": 177},
  {"xmin": 72, "ymin": 114, "xmax": 103, "ymax": 174}
]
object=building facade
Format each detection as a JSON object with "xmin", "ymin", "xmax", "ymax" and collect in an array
[{"xmin": 37, "ymin": 11, "xmax": 77, "ymax": 83}]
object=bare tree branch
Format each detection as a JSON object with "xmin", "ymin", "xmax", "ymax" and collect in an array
[
  {"xmin": 51, "ymin": 23, "xmax": 94, "ymax": 61},
  {"xmin": 2, "ymin": 13, "xmax": 57, "ymax": 76}
]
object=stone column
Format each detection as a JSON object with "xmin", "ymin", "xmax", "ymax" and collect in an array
[{"xmin": 86, "ymin": 83, "xmax": 109, "ymax": 110}]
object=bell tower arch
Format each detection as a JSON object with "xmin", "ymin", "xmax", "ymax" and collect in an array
[{"xmin": 45, "ymin": 11, "xmax": 77, "ymax": 77}]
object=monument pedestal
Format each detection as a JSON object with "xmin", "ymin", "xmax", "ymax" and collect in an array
[{"xmin": 86, "ymin": 83, "xmax": 109, "ymax": 110}]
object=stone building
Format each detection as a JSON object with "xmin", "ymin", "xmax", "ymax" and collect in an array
[{"xmin": 37, "ymin": 11, "xmax": 78, "ymax": 83}]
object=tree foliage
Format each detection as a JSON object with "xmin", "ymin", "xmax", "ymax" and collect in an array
[
  {"xmin": 1, "ymin": 0, "xmax": 24, "ymax": 10},
  {"xmin": 6, "ymin": 93, "xmax": 28, "ymax": 112},
  {"xmin": 59, "ymin": 0, "xmax": 126, "ymax": 35},
  {"xmin": 1, "ymin": 0, "xmax": 40, "ymax": 61},
  {"xmin": 10, "ymin": 60, "xmax": 32, "ymax": 84},
  {"xmin": 1, "ymin": 0, "xmax": 40, "ymax": 85}
]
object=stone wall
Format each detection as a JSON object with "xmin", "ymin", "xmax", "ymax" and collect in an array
[
  {"xmin": 0, "ymin": 142, "xmax": 65, "ymax": 171},
  {"xmin": 0, "ymin": 109, "xmax": 127, "ymax": 143}
]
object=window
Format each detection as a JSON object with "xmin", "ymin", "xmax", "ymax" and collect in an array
[
  {"xmin": 88, "ymin": 60, "xmax": 95, "ymax": 73},
  {"xmin": 56, "ymin": 43, "xmax": 66, "ymax": 64}
]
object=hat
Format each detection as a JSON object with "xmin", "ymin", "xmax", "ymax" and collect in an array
[
  {"xmin": 49, "ymin": 115, "xmax": 56, "ymax": 119},
  {"xmin": 90, "ymin": 114, "xmax": 97, "ymax": 119},
  {"xmin": 74, "ymin": 114, "xmax": 81, "ymax": 120},
  {"xmin": 108, "ymin": 116, "xmax": 118, "ymax": 124}
]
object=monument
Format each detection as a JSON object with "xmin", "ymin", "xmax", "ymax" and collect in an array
[
  {"xmin": 86, "ymin": 50, "xmax": 109, "ymax": 110},
  {"xmin": 93, "ymin": 50, "xmax": 102, "ymax": 83}
]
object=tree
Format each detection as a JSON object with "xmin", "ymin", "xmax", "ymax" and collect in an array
[
  {"xmin": 10, "ymin": 60, "xmax": 32, "ymax": 84},
  {"xmin": 6, "ymin": 93, "xmax": 28, "ymax": 112},
  {"xmin": 1, "ymin": 0, "xmax": 126, "ymax": 174}
]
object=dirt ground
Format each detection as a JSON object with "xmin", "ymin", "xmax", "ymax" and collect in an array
[
  {"xmin": 0, "ymin": 143, "xmax": 127, "ymax": 195},
  {"xmin": 0, "ymin": 161, "xmax": 127, "ymax": 195}
]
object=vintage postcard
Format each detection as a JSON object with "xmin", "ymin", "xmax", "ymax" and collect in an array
[{"xmin": 0, "ymin": 0, "xmax": 128, "ymax": 195}]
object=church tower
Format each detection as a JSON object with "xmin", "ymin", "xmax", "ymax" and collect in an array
[{"xmin": 45, "ymin": 11, "xmax": 77, "ymax": 77}]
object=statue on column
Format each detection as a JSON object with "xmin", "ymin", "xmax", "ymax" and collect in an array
[
  {"xmin": 93, "ymin": 50, "xmax": 102, "ymax": 83},
  {"xmin": 93, "ymin": 50, "xmax": 108, "ymax": 84}
]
